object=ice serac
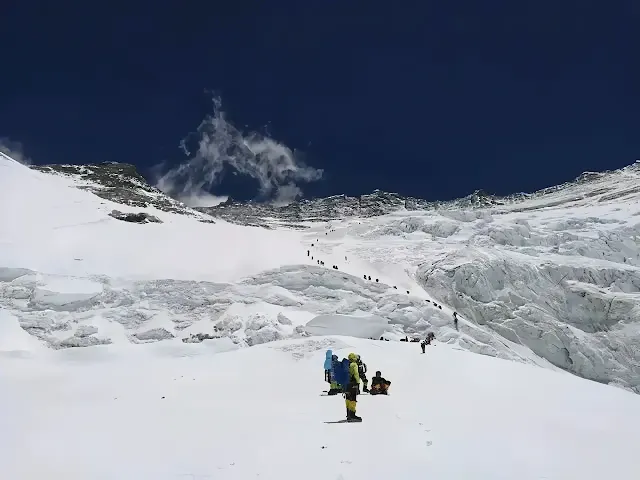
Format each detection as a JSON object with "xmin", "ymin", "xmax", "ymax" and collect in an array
[
  {"xmin": 304, "ymin": 314, "xmax": 390, "ymax": 338},
  {"xmin": 1, "ymin": 150, "xmax": 640, "ymax": 393}
]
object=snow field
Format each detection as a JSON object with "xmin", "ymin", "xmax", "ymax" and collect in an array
[
  {"xmin": 2, "ymin": 150, "xmax": 640, "ymax": 392},
  {"xmin": 1, "ymin": 336, "xmax": 639, "ymax": 479}
]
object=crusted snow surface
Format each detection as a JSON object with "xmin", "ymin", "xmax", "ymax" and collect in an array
[
  {"xmin": 2, "ymin": 337, "xmax": 640, "ymax": 479},
  {"xmin": 1, "ymin": 153, "xmax": 640, "ymax": 393},
  {"xmin": 304, "ymin": 313, "xmax": 391, "ymax": 338}
]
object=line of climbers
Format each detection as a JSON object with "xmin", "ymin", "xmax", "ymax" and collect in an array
[
  {"xmin": 323, "ymin": 350, "xmax": 392, "ymax": 422},
  {"xmin": 307, "ymin": 243, "xmax": 463, "ymax": 327},
  {"xmin": 360, "ymin": 273, "xmax": 411, "ymax": 294}
]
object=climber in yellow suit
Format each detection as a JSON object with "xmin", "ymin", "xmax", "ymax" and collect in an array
[{"xmin": 345, "ymin": 353, "xmax": 363, "ymax": 422}]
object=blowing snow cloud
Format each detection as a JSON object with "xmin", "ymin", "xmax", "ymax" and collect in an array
[{"xmin": 155, "ymin": 96, "xmax": 323, "ymax": 206}]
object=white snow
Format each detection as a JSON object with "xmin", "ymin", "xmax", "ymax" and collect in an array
[
  {"xmin": 2, "ymin": 151, "xmax": 640, "ymax": 477},
  {"xmin": 1, "ymin": 337, "xmax": 640, "ymax": 479},
  {"xmin": 0, "ymin": 153, "xmax": 306, "ymax": 283},
  {"xmin": 0, "ymin": 310, "xmax": 44, "ymax": 355}
]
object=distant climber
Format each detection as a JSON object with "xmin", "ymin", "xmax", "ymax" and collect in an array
[
  {"xmin": 364, "ymin": 274, "xmax": 367, "ymax": 280},
  {"xmin": 393, "ymin": 286, "xmax": 397, "ymax": 289},
  {"xmin": 406, "ymin": 290, "xmax": 410, "ymax": 294},
  {"xmin": 324, "ymin": 349, "xmax": 333, "ymax": 383},
  {"xmin": 368, "ymin": 276, "xmax": 371, "ymax": 281},
  {"xmin": 311, "ymin": 243, "xmax": 314, "ymax": 247},
  {"xmin": 375, "ymin": 278, "xmax": 379, "ymax": 282},
  {"xmin": 453, "ymin": 312, "xmax": 459, "ymax": 331},
  {"xmin": 370, "ymin": 371, "xmax": 391, "ymax": 395},
  {"xmin": 307, "ymin": 250, "xmax": 310, "ymax": 257},
  {"xmin": 421, "ymin": 332, "xmax": 435, "ymax": 353}
]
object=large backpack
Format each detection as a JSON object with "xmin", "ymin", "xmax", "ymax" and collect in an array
[{"xmin": 332, "ymin": 358, "xmax": 351, "ymax": 388}]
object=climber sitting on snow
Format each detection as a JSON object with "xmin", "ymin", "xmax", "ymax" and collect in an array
[{"xmin": 370, "ymin": 371, "xmax": 391, "ymax": 395}]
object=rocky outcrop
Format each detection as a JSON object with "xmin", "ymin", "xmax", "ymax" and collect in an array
[
  {"xmin": 31, "ymin": 162, "xmax": 204, "ymax": 217},
  {"xmin": 109, "ymin": 210, "xmax": 162, "ymax": 224}
]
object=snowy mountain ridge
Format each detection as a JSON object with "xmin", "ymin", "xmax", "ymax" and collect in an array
[
  {"xmin": 30, "ymin": 159, "xmax": 640, "ymax": 228},
  {"xmin": 1, "ymin": 153, "xmax": 639, "ymax": 394}
]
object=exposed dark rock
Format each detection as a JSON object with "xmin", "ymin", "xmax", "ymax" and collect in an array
[
  {"xmin": 182, "ymin": 332, "xmax": 221, "ymax": 343},
  {"xmin": 30, "ymin": 160, "xmax": 640, "ymax": 229},
  {"xmin": 109, "ymin": 209, "xmax": 162, "ymax": 224},
  {"xmin": 31, "ymin": 162, "xmax": 210, "ymax": 219}
]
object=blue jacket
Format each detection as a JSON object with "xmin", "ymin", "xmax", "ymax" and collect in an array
[{"xmin": 324, "ymin": 349, "xmax": 333, "ymax": 370}]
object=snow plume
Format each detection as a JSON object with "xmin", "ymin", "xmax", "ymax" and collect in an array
[
  {"xmin": 0, "ymin": 138, "xmax": 32, "ymax": 165},
  {"xmin": 155, "ymin": 96, "xmax": 323, "ymax": 206}
]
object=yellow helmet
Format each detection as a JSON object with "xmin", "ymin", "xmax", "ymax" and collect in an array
[{"xmin": 348, "ymin": 353, "xmax": 358, "ymax": 362}]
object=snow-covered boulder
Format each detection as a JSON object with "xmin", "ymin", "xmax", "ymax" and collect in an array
[
  {"xmin": 58, "ymin": 335, "xmax": 111, "ymax": 348},
  {"xmin": 133, "ymin": 328, "xmax": 175, "ymax": 343}
]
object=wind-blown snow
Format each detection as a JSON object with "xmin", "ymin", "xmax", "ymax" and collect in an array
[{"xmin": 1, "ymin": 337, "xmax": 639, "ymax": 479}]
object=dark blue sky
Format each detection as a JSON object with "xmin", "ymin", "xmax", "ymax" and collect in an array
[{"xmin": 1, "ymin": 1, "xmax": 638, "ymax": 202}]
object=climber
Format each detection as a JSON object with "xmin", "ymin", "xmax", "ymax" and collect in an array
[
  {"xmin": 370, "ymin": 371, "xmax": 391, "ymax": 395},
  {"xmin": 328, "ymin": 354, "xmax": 342, "ymax": 395},
  {"xmin": 345, "ymin": 353, "xmax": 363, "ymax": 421},
  {"xmin": 324, "ymin": 349, "xmax": 333, "ymax": 383},
  {"xmin": 453, "ymin": 312, "xmax": 459, "ymax": 331},
  {"xmin": 356, "ymin": 354, "xmax": 369, "ymax": 393}
]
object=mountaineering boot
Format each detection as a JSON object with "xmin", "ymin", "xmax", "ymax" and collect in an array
[
  {"xmin": 348, "ymin": 413, "xmax": 362, "ymax": 422},
  {"xmin": 363, "ymin": 386, "xmax": 370, "ymax": 393}
]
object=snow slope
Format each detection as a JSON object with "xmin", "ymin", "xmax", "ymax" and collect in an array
[
  {"xmin": 1, "ymin": 152, "xmax": 639, "ymax": 394},
  {"xmin": 2, "ymin": 336, "xmax": 639, "ymax": 479},
  {"xmin": 0, "ymin": 152, "xmax": 305, "ymax": 282}
]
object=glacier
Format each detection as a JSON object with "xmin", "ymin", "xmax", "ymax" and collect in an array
[{"xmin": 2, "ymin": 151, "xmax": 640, "ymax": 477}]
